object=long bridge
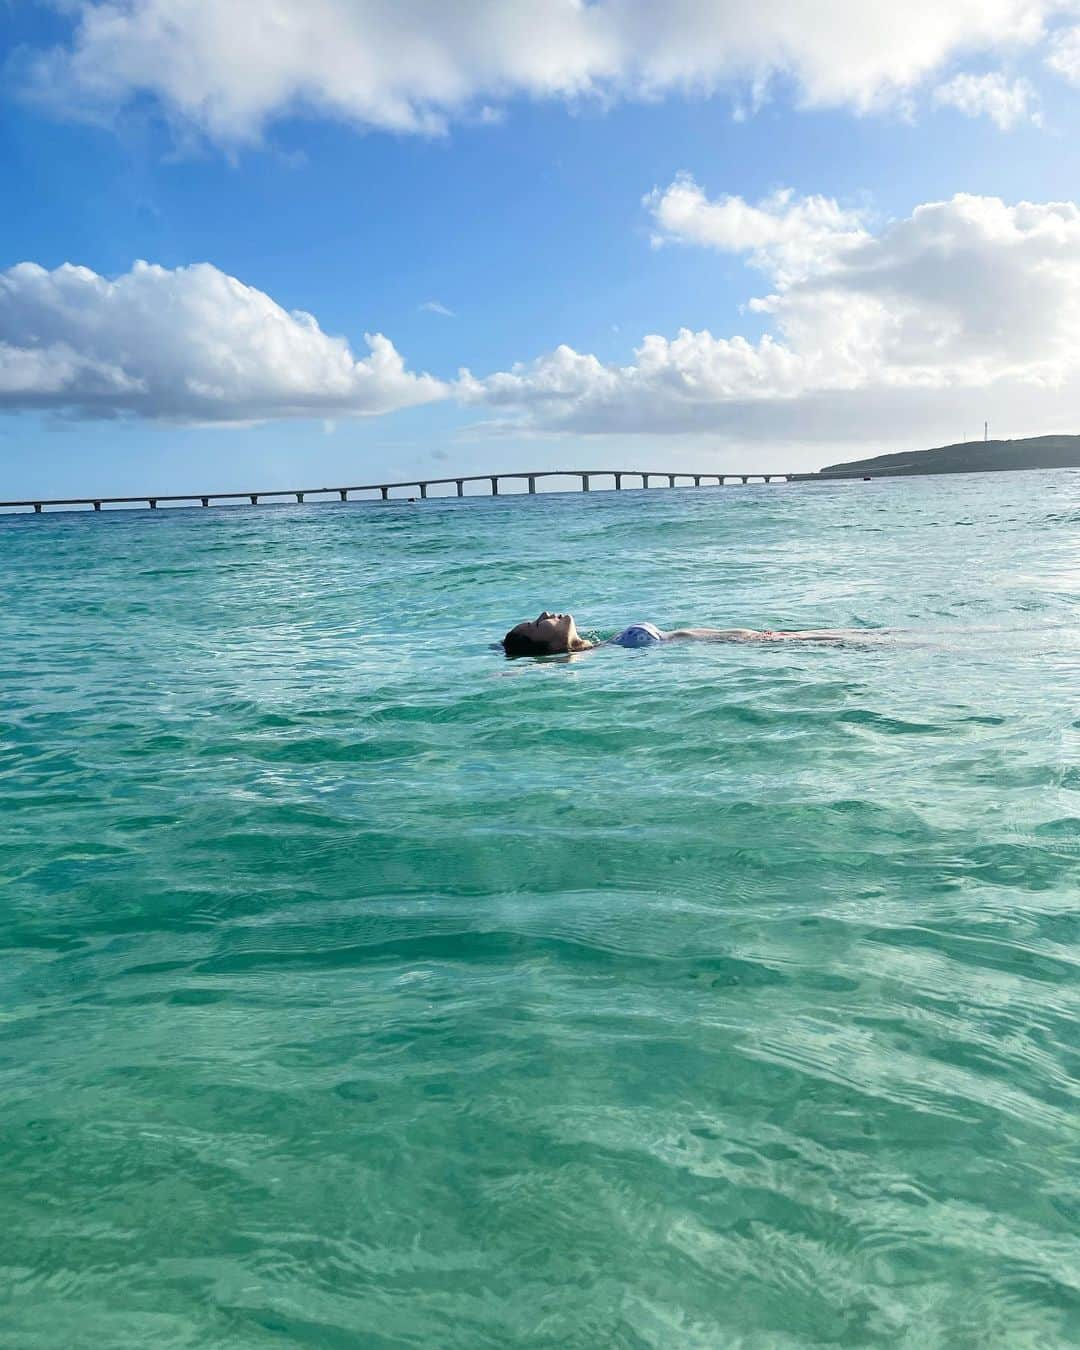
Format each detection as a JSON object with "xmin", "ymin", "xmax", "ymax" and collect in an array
[{"xmin": 0, "ymin": 469, "xmax": 800, "ymax": 514}]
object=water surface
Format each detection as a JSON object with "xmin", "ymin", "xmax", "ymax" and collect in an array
[{"xmin": 1, "ymin": 472, "xmax": 1078, "ymax": 1346}]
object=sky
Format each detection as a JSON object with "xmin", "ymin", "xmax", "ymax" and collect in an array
[{"xmin": 5, "ymin": 0, "xmax": 1080, "ymax": 497}]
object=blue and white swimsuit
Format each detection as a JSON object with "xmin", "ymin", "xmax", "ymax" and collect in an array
[{"xmin": 611, "ymin": 622, "xmax": 664, "ymax": 648}]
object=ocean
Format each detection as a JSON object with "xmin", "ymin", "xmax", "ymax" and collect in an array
[{"xmin": 1, "ymin": 471, "xmax": 1078, "ymax": 1347}]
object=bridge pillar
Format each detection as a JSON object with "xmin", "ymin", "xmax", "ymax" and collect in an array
[
  {"xmin": 93, "ymin": 501, "xmax": 101, "ymax": 511},
  {"xmin": 642, "ymin": 474, "xmax": 649, "ymax": 489},
  {"xmin": 381, "ymin": 486, "xmax": 389, "ymax": 500},
  {"xmin": 490, "ymin": 477, "xmax": 499, "ymax": 495},
  {"xmin": 339, "ymin": 489, "xmax": 348, "ymax": 501},
  {"xmin": 614, "ymin": 473, "xmax": 622, "ymax": 490},
  {"xmin": 765, "ymin": 475, "xmax": 772, "ymax": 483},
  {"xmin": 149, "ymin": 499, "xmax": 157, "ymax": 509},
  {"xmin": 528, "ymin": 476, "xmax": 536, "ymax": 494},
  {"xmin": 581, "ymin": 474, "xmax": 590, "ymax": 491},
  {"xmin": 33, "ymin": 503, "xmax": 42, "ymax": 513},
  {"xmin": 201, "ymin": 496, "xmax": 209, "ymax": 507},
  {"xmin": 296, "ymin": 492, "xmax": 304, "ymax": 503},
  {"xmin": 668, "ymin": 474, "xmax": 676, "ymax": 487},
  {"xmin": 741, "ymin": 476, "xmax": 748, "ymax": 485},
  {"xmin": 456, "ymin": 480, "xmax": 464, "ymax": 497},
  {"xmin": 693, "ymin": 475, "xmax": 700, "ymax": 487},
  {"xmin": 250, "ymin": 494, "xmax": 258, "ymax": 505},
  {"xmin": 419, "ymin": 483, "xmax": 427, "ymax": 499}
]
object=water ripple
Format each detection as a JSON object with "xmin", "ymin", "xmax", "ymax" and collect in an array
[{"xmin": 1, "ymin": 473, "xmax": 1078, "ymax": 1346}]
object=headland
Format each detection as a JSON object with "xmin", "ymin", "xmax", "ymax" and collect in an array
[{"xmin": 796, "ymin": 433, "xmax": 1080, "ymax": 480}]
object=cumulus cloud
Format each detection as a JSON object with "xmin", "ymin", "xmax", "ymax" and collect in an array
[
  {"xmin": 933, "ymin": 71, "xmax": 1041, "ymax": 127},
  {"xmin": 460, "ymin": 190, "xmax": 1080, "ymax": 442},
  {"xmin": 19, "ymin": 0, "xmax": 1065, "ymax": 142},
  {"xmin": 1046, "ymin": 23, "xmax": 1080, "ymax": 81},
  {"xmin": 0, "ymin": 260, "xmax": 446, "ymax": 422},
  {"xmin": 645, "ymin": 175, "xmax": 869, "ymax": 281}
]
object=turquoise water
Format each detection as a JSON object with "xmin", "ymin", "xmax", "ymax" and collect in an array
[{"xmin": 1, "ymin": 471, "xmax": 1078, "ymax": 1348}]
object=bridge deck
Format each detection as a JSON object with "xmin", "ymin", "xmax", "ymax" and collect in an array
[{"xmin": 0, "ymin": 469, "xmax": 794, "ymax": 513}]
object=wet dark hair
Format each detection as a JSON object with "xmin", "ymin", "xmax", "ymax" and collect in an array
[{"xmin": 502, "ymin": 625, "xmax": 554, "ymax": 657}]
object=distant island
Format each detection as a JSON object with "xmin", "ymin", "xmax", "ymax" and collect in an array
[{"xmin": 800, "ymin": 433, "xmax": 1080, "ymax": 479}]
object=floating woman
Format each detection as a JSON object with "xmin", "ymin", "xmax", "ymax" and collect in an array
[{"xmin": 501, "ymin": 612, "xmax": 858, "ymax": 657}]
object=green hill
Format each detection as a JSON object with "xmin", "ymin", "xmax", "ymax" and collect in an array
[{"xmin": 813, "ymin": 434, "xmax": 1080, "ymax": 478}]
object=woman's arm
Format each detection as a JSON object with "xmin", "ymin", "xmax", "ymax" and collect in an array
[
  {"xmin": 664, "ymin": 627, "xmax": 761, "ymax": 641},
  {"xmin": 664, "ymin": 627, "xmax": 856, "ymax": 643}
]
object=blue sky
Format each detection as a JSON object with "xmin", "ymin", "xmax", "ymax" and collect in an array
[{"xmin": 4, "ymin": 1, "xmax": 1080, "ymax": 497}]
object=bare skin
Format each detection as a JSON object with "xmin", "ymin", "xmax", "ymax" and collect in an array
[
  {"xmin": 663, "ymin": 627, "xmax": 854, "ymax": 643},
  {"xmin": 502, "ymin": 612, "xmax": 856, "ymax": 656},
  {"xmin": 503, "ymin": 612, "xmax": 594, "ymax": 654}
]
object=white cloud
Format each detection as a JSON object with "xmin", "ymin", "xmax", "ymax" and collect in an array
[
  {"xmin": 645, "ymin": 175, "xmax": 869, "ymax": 281},
  {"xmin": 420, "ymin": 300, "xmax": 455, "ymax": 317},
  {"xmin": 933, "ymin": 71, "xmax": 1041, "ymax": 128},
  {"xmin": 1046, "ymin": 23, "xmax": 1080, "ymax": 81},
  {"xmin": 20, "ymin": 0, "xmax": 1065, "ymax": 142},
  {"xmin": 0, "ymin": 260, "xmax": 446, "ymax": 422},
  {"xmin": 460, "ymin": 191, "xmax": 1080, "ymax": 444}
]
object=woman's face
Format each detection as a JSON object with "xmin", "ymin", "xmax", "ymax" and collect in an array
[{"xmin": 512, "ymin": 611, "xmax": 582, "ymax": 653}]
